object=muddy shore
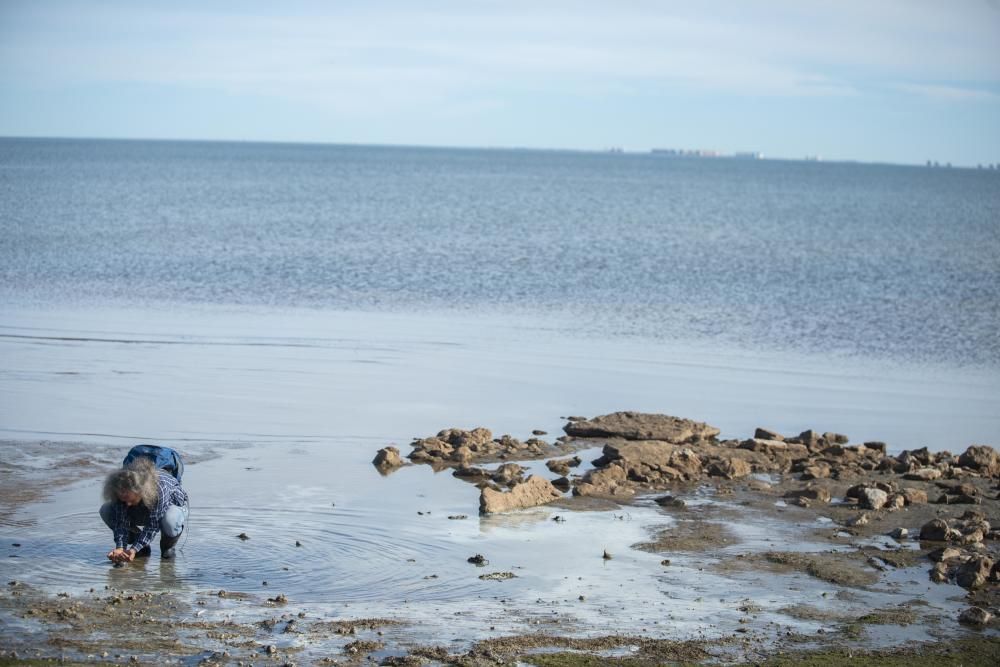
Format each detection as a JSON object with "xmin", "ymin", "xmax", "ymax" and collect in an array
[{"xmin": 2, "ymin": 413, "xmax": 999, "ymax": 665}]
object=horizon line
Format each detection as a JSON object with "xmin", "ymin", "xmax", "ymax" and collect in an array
[{"xmin": 1, "ymin": 133, "xmax": 994, "ymax": 171}]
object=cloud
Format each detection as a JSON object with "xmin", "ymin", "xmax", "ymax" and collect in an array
[{"xmin": 1, "ymin": 0, "xmax": 997, "ymax": 113}]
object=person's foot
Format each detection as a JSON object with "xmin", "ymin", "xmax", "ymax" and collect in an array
[{"xmin": 160, "ymin": 532, "xmax": 181, "ymax": 559}]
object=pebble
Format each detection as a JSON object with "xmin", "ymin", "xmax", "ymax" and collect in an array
[
  {"xmin": 237, "ymin": 533, "xmax": 250, "ymax": 541},
  {"xmin": 603, "ymin": 550, "xmax": 612, "ymax": 560}
]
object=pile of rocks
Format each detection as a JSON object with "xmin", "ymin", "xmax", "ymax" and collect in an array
[
  {"xmin": 374, "ymin": 427, "xmax": 559, "ymax": 471},
  {"xmin": 920, "ymin": 512, "xmax": 998, "ymax": 589},
  {"xmin": 372, "ymin": 411, "xmax": 1000, "ymax": 517}
]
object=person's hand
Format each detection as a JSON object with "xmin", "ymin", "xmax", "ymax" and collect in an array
[{"xmin": 107, "ymin": 548, "xmax": 136, "ymax": 564}]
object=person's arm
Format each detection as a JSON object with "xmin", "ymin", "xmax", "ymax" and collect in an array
[
  {"xmin": 128, "ymin": 498, "xmax": 165, "ymax": 553},
  {"xmin": 112, "ymin": 501, "xmax": 128, "ymax": 549}
]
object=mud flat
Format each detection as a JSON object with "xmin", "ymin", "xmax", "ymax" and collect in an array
[{"xmin": 2, "ymin": 412, "xmax": 1000, "ymax": 665}]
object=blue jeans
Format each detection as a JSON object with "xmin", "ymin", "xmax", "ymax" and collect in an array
[{"xmin": 100, "ymin": 502, "xmax": 189, "ymax": 539}]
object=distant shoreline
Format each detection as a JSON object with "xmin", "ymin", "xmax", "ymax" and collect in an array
[{"xmin": 2, "ymin": 134, "xmax": 994, "ymax": 171}]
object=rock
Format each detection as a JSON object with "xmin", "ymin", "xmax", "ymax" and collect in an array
[
  {"xmin": 563, "ymin": 411, "xmax": 720, "ymax": 443},
  {"xmin": 784, "ymin": 487, "xmax": 832, "ymax": 504},
  {"xmin": 904, "ymin": 468, "xmax": 942, "ymax": 481},
  {"xmin": 889, "ymin": 527, "xmax": 908, "ymax": 539},
  {"xmin": 823, "ymin": 432, "xmax": 850, "ymax": 444},
  {"xmin": 600, "ymin": 441, "xmax": 706, "ymax": 483},
  {"xmin": 847, "ymin": 513, "xmax": 870, "ymax": 527},
  {"xmin": 532, "ymin": 429, "xmax": 547, "ymax": 436},
  {"xmin": 492, "ymin": 463, "xmax": 526, "ymax": 487},
  {"xmin": 920, "ymin": 519, "xmax": 951, "ymax": 541},
  {"xmin": 467, "ymin": 554, "xmax": 488, "ymax": 566},
  {"xmin": 930, "ymin": 561, "xmax": 950, "ymax": 583},
  {"xmin": 754, "ymin": 427, "xmax": 784, "ymax": 441},
  {"xmin": 453, "ymin": 466, "xmax": 492, "ymax": 482},
  {"xmin": 550, "ymin": 477, "xmax": 571, "ymax": 492},
  {"xmin": 900, "ymin": 488, "xmax": 928, "ymax": 505},
  {"xmin": 956, "ymin": 556, "xmax": 994, "ymax": 589},
  {"xmin": 573, "ymin": 464, "xmax": 634, "ymax": 498},
  {"xmin": 863, "ymin": 441, "xmax": 887, "ymax": 455},
  {"xmin": 859, "ymin": 488, "xmax": 889, "ymax": 510},
  {"xmin": 958, "ymin": 606, "xmax": 992, "ymax": 627},
  {"xmin": 480, "ymin": 475, "xmax": 563, "ymax": 514},
  {"xmin": 884, "ymin": 494, "xmax": 906, "ymax": 511},
  {"xmin": 958, "ymin": 445, "xmax": 1000, "ymax": 477},
  {"xmin": 654, "ymin": 495, "xmax": 686, "ymax": 508},
  {"xmin": 961, "ymin": 529, "xmax": 985, "ymax": 545},
  {"xmin": 928, "ymin": 546, "xmax": 963, "ymax": 562},
  {"xmin": 800, "ymin": 463, "xmax": 831, "ymax": 480},
  {"xmin": 707, "ymin": 457, "xmax": 752, "ymax": 479},
  {"xmin": 372, "ymin": 446, "xmax": 404, "ymax": 470},
  {"xmin": 545, "ymin": 456, "xmax": 580, "ymax": 476},
  {"xmin": 846, "ymin": 481, "xmax": 895, "ymax": 499}
]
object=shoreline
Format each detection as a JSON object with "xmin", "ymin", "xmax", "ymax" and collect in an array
[{"xmin": 2, "ymin": 412, "xmax": 998, "ymax": 665}]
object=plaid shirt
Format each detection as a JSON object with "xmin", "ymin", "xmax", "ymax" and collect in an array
[{"xmin": 112, "ymin": 470, "xmax": 189, "ymax": 552}]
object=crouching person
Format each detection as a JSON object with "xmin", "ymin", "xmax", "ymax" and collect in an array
[{"xmin": 100, "ymin": 457, "xmax": 189, "ymax": 562}]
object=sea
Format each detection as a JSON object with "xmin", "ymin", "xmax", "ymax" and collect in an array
[
  {"xmin": 1, "ymin": 137, "xmax": 997, "ymax": 447},
  {"xmin": 1, "ymin": 138, "xmax": 999, "ymax": 640}
]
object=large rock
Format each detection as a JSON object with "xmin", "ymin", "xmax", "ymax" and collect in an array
[
  {"xmin": 573, "ymin": 464, "xmax": 634, "ymax": 498},
  {"xmin": 783, "ymin": 487, "xmax": 832, "ymax": 504},
  {"xmin": 958, "ymin": 607, "xmax": 992, "ymax": 627},
  {"xmin": 920, "ymin": 518, "xmax": 951, "ymax": 541},
  {"xmin": 956, "ymin": 556, "xmax": 994, "ymax": 589},
  {"xmin": 738, "ymin": 439, "xmax": 810, "ymax": 468},
  {"xmin": 479, "ymin": 476, "xmax": 563, "ymax": 514},
  {"xmin": 706, "ymin": 456, "xmax": 753, "ymax": 479},
  {"xmin": 958, "ymin": 445, "xmax": 1000, "ymax": 477},
  {"xmin": 901, "ymin": 488, "xmax": 929, "ymax": 505},
  {"xmin": 372, "ymin": 446, "xmax": 404, "ymax": 470},
  {"xmin": 563, "ymin": 412, "xmax": 720, "ymax": 443},
  {"xmin": 859, "ymin": 487, "xmax": 889, "ymax": 511},
  {"xmin": 904, "ymin": 468, "xmax": 942, "ymax": 481},
  {"xmin": 754, "ymin": 427, "xmax": 784, "ymax": 441}
]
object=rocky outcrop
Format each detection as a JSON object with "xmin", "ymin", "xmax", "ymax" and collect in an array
[
  {"xmin": 372, "ymin": 446, "xmax": 405, "ymax": 471},
  {"xmin": 958, "ymin": 445, "xmax": 1000, "ymax": 477},
  {"xmin": 479, "ymin": 476, "xmax": 563, "ymax": 514},
  {"xmin": 545, "ymin": 456, "xmax": 581, "ymax": 476},
  {"xmin": 958, "ymin": 606, "xmax": 992, "ymax": 627},
  {"xmin": 405, "ymin": 427, "xmax": 557, "ymax": 467},
  {"xmin": 563, "ymin": 412, "xmax": 720, "ymax": 443}
]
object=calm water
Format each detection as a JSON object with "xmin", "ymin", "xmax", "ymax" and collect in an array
[
  {"xmin": 1, "ymin": 139, "xmax": 998, "ymax": 653},
  {"xmin": 2, "ymin": 137, "xmax": 998, "ymax": 366}
]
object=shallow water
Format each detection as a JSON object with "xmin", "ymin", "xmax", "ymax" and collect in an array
[
  {"xmin": 1, "ymin": 304, "xmax": 997, "ymax": 451},
  {"xmin": 1, "ymin": 439, "xmax": 984, "ymax": 654}
]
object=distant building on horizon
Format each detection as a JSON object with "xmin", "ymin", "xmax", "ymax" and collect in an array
[{"xmin": 650, "ymin": 148, "xmax": 759, "ymax": 159}]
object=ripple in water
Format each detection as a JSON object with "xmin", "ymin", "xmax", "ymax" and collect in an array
[{"xmin": 1, "ymin": 506, "xmax": 494, "ymax": 603}]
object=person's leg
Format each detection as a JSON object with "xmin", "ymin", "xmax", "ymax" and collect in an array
[
  {"xmin": 99, "ymin": 502, "xmax": 115, "ymax": 530},
  {"xmin": 159, "ymin": 504, "xmax": 188, "ymax": 558}
]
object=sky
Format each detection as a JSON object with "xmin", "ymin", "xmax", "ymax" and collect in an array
[{"xmin": 1, "ymin": 0, "xmax": 998, "ymax": 165}]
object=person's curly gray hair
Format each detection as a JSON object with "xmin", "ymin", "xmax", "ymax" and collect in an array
[{"xmin": 103, "ymin": 457, "xmax": 159, "ymax": 508}]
